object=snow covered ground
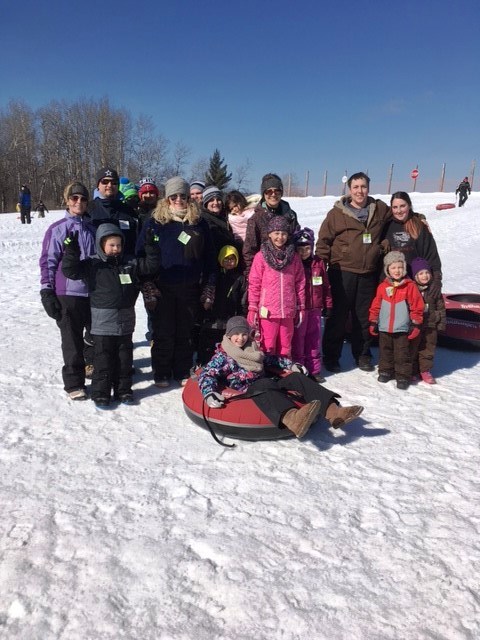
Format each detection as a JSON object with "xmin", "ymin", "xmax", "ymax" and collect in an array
[{"xmin": 0, "ymin": 193, "xmax": 479, "ymax": 640}]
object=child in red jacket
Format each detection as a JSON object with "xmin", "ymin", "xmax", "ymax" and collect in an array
[
  {"xmin": 369, "ymin": 251, "xmax": 424, "ymax": 390},
  {"xmin": 291, "ymin": 228, "xmax": 332, "ymax": 382}
]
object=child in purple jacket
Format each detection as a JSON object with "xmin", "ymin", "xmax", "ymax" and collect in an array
[{"xmin": 291, "ymin": 228, "xmax": 332, "ymax": 382}]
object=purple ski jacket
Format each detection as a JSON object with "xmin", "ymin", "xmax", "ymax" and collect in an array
[{"xmin": 39, "ymin": 212, "xmax": 96, "ymax": 296}]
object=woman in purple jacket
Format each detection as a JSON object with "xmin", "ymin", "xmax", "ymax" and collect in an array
[{"xmin": 39, "ymin": 182, "xmax": 96, "ymax": 400}]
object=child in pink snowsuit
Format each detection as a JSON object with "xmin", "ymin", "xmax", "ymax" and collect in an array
[
  {"xmin": 291, "ymin": 228, "xmax": 332, "ymax": 381},
  {"xmin": 247, "ymin": 216, "xmax": 305, "ymax": 357}
]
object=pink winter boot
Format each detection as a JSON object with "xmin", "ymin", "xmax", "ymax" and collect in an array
[{"xmin": 420, "ymin": 371, "xmax": 436, "ymax": 384}]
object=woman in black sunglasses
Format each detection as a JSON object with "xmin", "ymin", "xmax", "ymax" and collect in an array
[{"xmin": 39, "ymin": 182, "xmax": 97, "ymax": 401}]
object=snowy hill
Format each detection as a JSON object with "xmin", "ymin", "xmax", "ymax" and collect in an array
[{"xmin": 0, "ymin": 193, "xmax": 479, "ymax": 640}]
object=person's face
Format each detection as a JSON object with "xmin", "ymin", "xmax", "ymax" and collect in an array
[
  {"xmin": 264, "ymin": 188, "xmax": 282, "ymax": 209},
  {"xmin": 68, "ymin": 194, "xmax": 88, "ymax": 216},
  {"xmin": 388, "ymin": 262, "xmax": 404, "ymax": 280},
  {"xmin": 190, "ymin": 188, "xmax": 203, "ymax": 203},
  {"xmin": 228, "ymin": 201, "xmax": 243, "ymax": 215},
  {"xmin": 269, "ymin": 230, "xmax": 288, "ymax": 248},
  {"xmin": 206, "ymin": 197, "xmax": 223, "ymax": 214},
  {"xmin": 98, "ymin": 177, "xmax": 119, "ymax": 199},
  {"xmin": 296, "ymin": 245, "xmax": 312, "ymax": 260},
  {"xmin": 140, "ymin": 190, "xmax": 158, "ymax": 206},
  {"xmin": 103, "ymin": 236, "xmax": 122, "ymax": 256},
  {"xmin": 391, "ymin": 198, "xmax": 410, "ymax": 222},
  {"xmin": 349, "ymin": 178, "xmax": 369, "ymax": 208},
  {"xmin": 222, "ymin": 255, "xmax": 237, "ymax": 270},
  {"xmin": 229, "ymin": 331, "xmax": 249, "ymax": 347},
  {"xmin": 415, "ymin": 269, "xmax": 431, "ymax": 285},
  {"xmin": 168, "ymin": 193, "xmax": 188, "ymax": 211}
]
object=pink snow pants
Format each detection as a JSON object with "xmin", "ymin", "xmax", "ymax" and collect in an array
[
  {"xmin": 291, "ymin": 308, "xmax": 322, "ymax": 374},
  {"xmin": 260, "ymin": 317, "xmax": 294, "ymax": 357}
]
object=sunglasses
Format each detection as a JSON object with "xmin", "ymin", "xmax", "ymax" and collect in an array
[
  {"xmin": 264, "ymin": 188, "xmax": 282, "ymax": 196},
  {"xmin": 69, "ymin": 195, "xmax": 88, "ymax": 202},
  {"xmin": 169, "ymin": 193, "xmax": 187, "ymax": 201},
  {"xmin": 100, "ymin": 178, "xmax": 118, "ymax": 186}
]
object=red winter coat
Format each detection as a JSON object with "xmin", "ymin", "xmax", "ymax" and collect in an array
[
  {"xmin": 302, "ymin": 256, "xmax": 332, "ymax": 312},
  {"xmin": 369, "ymin": 277, "xmax": 424, "ymax": 333}
]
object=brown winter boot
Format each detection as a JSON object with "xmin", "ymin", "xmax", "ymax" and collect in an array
[
  {"xmin": 282, "ymin": 400, "xmax": 322, "ymax": 438},
  {"xmin": 325, "ymin": 402, "xmax": 364, "ymax": 429}
]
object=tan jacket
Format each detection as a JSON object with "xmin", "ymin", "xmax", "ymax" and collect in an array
[{"xmin": 315, "ymin": 196, "xmax": 390, "ymax": 274}]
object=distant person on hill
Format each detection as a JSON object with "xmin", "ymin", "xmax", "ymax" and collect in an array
[
  {"xmin": 315, "ymin": 172, "xmax": 390, "ymax": 373},
  {"xmin": 243, "ymin": 174, "xmax": 299, "ymax": 277},
  {"xmin": 19, "ymin": 184, "xmax": 32, "ymax": 224},
  {"xmin": 456, "ymin": 177, "xmax": 471, "ymax": 207},
  {"xmin": 35, "ymin": 200, "xmax": 49, "ymax": 218},
  {"xmin": 88, "ymin": 167, "xmax": 138, "ymax": 254}
]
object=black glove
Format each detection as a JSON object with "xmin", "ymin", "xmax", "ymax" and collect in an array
[
  {"xmin": 41, "ymin": 289, "xmax": 62, "ymax": 320},
  {"xmin": 63, "ymin": 230, "xmax": 80, "ymax": 257},
  {"xmin": 369, "ymin": 322, "xmax": 379, "ymax": 337},
  {"xmin": 429, "ymin": 271, "xmax": 442, "ymax": 298},
  {"xmin": 144, "ymin": 228, "xmax": 160, "ymax": 254},
  {"xmin": 322, "ymin": 308, "xmax": 333, "ymax": 318}
]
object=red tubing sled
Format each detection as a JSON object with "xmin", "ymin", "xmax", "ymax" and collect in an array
[
  {"xmin": 182, "ymin": 373, "xmax": 295, "ymax": 442},
  {"xmin": 435, "ymin": 203, "xmax": 455, "ymax": 210},
  {"xmin": 438, "ymin": 294, "xmax": 480, "ymax": 349}
]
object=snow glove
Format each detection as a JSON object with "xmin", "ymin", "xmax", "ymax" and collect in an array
[
  {"xmin": 247, "ymin": 309, "xmax": 257, "ymax": 328},
  {"xmin": 63, "ymin": 230, "xmax": 80, "ymax": 258},
  {"xmin": 41, "ymin": 289, "xmax": 62, "ymax": 321},
  {"xmin": 369, "ymin": 322, "xmax": 379, "ymax": 336},
  {"xmin": 429, "ymin": 271, "xmax": 443, "ymax": 298},
  {"xmin": 291, "ymin": 363, "xmax": 309, "ymax": 376},
  {"xmin": 144, "ymin": 228, "xmax": 160, "ymax": 255},
  {"xmin": 205, "ymin": 392, "xmax": 225, "ymax": 409},
  {"xmin": 408, "ymin": 323, "xmax": 421, "ymax": 341}
]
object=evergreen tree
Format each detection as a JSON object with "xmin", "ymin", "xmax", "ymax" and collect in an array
[{"xmin": 204, "ymin": 149, "xmax": 232, "ymax": 190}]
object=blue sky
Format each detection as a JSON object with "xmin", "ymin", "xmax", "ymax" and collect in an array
[{"xmin": 2, "ymin": 0, "xmax": 479, "ymax": 193}]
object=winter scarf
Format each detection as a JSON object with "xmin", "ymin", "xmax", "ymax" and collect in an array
[
  {"xmin": 169, "ymin": 205, "xmax": 187, "ymax": 222},
  {"xmin": 260, "ymin": 239, "xmax": 296, "ymax": 271},
  {"xmin": 221, "ymin": 336, "xmax": 265, "ymax": 373}
]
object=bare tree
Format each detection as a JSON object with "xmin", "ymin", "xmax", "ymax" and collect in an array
[
  {"xmin": 233, "ymin": 158, "xmax": 253, "ymax": 192},
  {"xmin": 188, "ymin": 157, "xmax": 209, "ymax": 183}
]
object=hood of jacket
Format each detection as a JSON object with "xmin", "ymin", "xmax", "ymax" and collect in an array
[{"xmin": 95, "ymin": 223, "xmax": 124, "ymax": 262}]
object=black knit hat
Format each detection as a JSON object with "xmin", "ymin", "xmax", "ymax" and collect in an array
[
  {"xmin": 96, "ymin": 167, "xmax": 119, "ymax": 186},
  {"xmin": 261, "ymin": 173, "xmax": 283, "ymax": 194},
  {"xmin": 225, "ymin": 316, "xmax": 251, "ymax": 337}
]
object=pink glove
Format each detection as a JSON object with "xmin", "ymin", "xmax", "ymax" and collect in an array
[
  {"xmin": 408, "ymin": 326, "xmax": 421, "ymax": 341},
  {"xmin": 247, "ymin": 310, "xmax": 257, "ymax": 327},
  {"xmin": 295, "ymin": 311, "xmax": 304, "ymax": 328}
]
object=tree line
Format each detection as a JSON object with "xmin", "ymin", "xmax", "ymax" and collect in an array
[{"xmin": 0, "ymin": 97, "xmax": 253, "ymax": 211}]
